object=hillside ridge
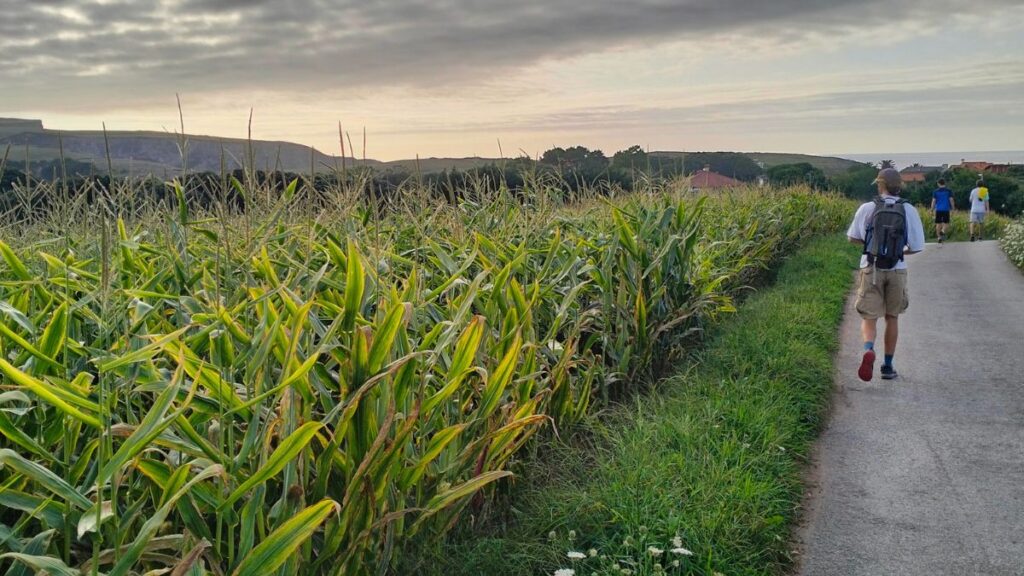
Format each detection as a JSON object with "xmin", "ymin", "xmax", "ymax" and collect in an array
[{"xmin": 1, "ymin": 117, "xmax": 865, "ymax": 177}]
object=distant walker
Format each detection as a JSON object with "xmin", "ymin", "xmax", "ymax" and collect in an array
[
  {"xmin": 930, "ymin": 178, "xmax": 954, "ymax": 243},
  {"xmin": 968, "ymin": 179, "xmax": 991, "ymax": 241}
]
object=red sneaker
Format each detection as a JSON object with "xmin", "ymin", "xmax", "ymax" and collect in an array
[{"xmin": 858, "ymin": 349, "xmax": 876, "ymax": 382}]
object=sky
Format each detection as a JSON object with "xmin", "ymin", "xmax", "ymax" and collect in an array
[{"xmin": 2, "ymin": 0, "xmax": 1023, "ymax": 161}]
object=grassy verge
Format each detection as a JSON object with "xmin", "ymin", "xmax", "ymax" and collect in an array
[{"xmin": 422, "ymin": 235, "xmax": 859, "ymax": 576}]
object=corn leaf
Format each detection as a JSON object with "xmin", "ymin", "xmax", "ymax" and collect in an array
[{"xmin": 231, "ymin": 499, "xmax": 339, "ymax": 576}]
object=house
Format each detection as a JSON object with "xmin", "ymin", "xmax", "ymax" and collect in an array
[
  {"xmin": 899, "ymin": 164, "xmax": 944, "ymax": 183},
  {"xmin": 688, "ymin": 165, "xmax": 742, "ymax": 191},
  {"xmin": 959, "ymin": 160, "xmax": 993, "ymax": 172},
  {"xmin": 958, "ymin": 160, "xmax": 1013, "ymax": 174}
]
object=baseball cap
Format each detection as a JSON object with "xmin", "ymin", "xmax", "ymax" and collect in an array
[{"xmin": 873, "ymin": 168, "xmax": 901, "ymax": 189}]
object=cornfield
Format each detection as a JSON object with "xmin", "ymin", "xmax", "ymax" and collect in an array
[{"xmin": 0, "ymin": 175, "xmax": 851, "ymax": 575}]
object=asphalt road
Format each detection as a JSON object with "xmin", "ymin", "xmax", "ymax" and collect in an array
[{"xmin": 797, "ymin": 240, "xmax": 1024, "ymax": 576}]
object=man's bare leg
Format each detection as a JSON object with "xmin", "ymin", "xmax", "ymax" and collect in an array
[
  {"xmin": 859, "ymin": 317, "xmax": 879, "ymax": 381},
  {"xmin": 884, "ymin": 315, "xmax": 898, "ymax": 355},
  {"xmin": 862, "ymin": 317, "xmax": 878, "ymax": 345}
]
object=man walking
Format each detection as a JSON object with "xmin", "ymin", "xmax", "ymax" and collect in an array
[
  {"xmin": 847, "ymin": 168, "xmax": 926, "ymax": 381},
  {"xmin": 969, "ymin": 179, "xmax": 990, "ymax": 241},
  {"xmin": 930, "ymin": 178, "xmax": 954, "ymax": 242}
]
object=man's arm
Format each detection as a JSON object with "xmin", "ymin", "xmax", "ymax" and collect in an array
[
  {"xmin": 950, "ymin": 196, "xmax": 955, "ymax": 211},
  {"xmin": 847, "ymin": 204, "xmax": 867, "ymax": 246},
  {"xmin": 930, "ymin": 196, "xmax": 936, "ymax": 211}
]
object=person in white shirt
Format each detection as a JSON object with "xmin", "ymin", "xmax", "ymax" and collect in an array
[
  {"xmin": 968, "ymin": 180, "xmax": 991, "ymax": 241},
  {"xmin": 846, "ymin": 168, "xmax": 926, "ymax": 381}
]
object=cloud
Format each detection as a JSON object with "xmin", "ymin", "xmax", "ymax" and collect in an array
[{"xmin": 1, "ymin": 0, "xmax": 1020, "ymax": 111}]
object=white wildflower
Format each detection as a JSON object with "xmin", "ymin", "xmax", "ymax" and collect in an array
[
  {"xmin": 588, "ymin": 548, "xmax": 598, "ymax": 557},
  {"xmin": 554, "ymin": 569, "xmax": 575, "ymax": 576},
  {"xmin": 672, "ymin": 535, "xmax": 683, "ymax": 548},
  {"xmin": 671, "ymin": 547, "xmax": 694, "ymax": 556},
  {"xmin": 548, "ymin": 530, "xmax": 558, "ymax": 541},
  {"xmin": 568, "ymin": 529, "xmax": 577, "ymax": 541},
  {"xmin": 648, "ymin": 546, "xmax": 663, "ymax": 556},
  {"xmin": 566, "ymin": 551, "xmax": 586, "ymax": 560}
]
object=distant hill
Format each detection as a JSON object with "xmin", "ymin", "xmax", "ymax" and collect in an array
[
  {"xmin": 1, "ymin": 117, "xmax": 866, "ymax": 179},
  {"xmin": 0, "ymin": 118, "xmax": 384, "ymax": 176},
  {"xmin": 0, "ymin": 118, "xmax": 509, "ymax": 177},
  {"xmin": 651, "ymin": 151, "xmax": 864, "ymax": 177},
  {"xmin": 0, "ymin": 118, "xmax": 45, "ymax": 137},
  {"xmin": 743, "ymin": 152, "xmax": 865, "ymax": 176}
]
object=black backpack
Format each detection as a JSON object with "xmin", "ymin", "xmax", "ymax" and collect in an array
[{"xmin": 864, "ymin": 197, "xmax": 908, "ymax": 269}]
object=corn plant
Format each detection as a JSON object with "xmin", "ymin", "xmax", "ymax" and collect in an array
[{"xmin": 0, "ymin": 176, "xmax": 852, "ymax": 575}]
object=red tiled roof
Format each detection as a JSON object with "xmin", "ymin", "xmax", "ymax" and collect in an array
[{"xmin": 690, "ymin": 170, "xmax": 742, "ymax": 189}]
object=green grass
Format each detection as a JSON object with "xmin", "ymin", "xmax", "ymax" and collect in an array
[{"xmin": 419, "ymin": 235, "xmax": 859, "ymax": 576}]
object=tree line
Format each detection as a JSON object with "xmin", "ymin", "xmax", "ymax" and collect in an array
[{"xmin": 3, "ymin": 150, "xmax": 1022, "ymax": 217}]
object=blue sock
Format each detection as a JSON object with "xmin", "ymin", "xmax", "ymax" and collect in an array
[
  {"xmin": 884, "ymin": 354, "xmax": 893, "ymax": 367},
  {"xmin": 864, "ymin": 341, "xmax": 874, "ymax": 351}
]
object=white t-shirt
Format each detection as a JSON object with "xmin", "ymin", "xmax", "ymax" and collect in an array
[
  {"xmin": 846, "ymin": 195, "xmax": 926, "ymax": 270},
  {"xmin": 969, "ymin": 187, "xmax": 989, "ymax": 213}
]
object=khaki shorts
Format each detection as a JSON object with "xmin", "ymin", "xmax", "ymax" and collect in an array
[
  {"xmin": 970, "ymin": 212, "xmax": 986, "ymax": 223},
  {"xmin": 855, "ymin": 268, "xmax": 909, "ymax": 319}
]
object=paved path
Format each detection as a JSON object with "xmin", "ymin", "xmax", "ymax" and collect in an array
[{"xmin": 797, "ymin": 241, "xmax": 1024, "ymax": 576}]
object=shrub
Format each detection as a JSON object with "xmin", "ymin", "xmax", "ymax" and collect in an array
[{"xmin": 1002, "ymin": 219, "xmax": 1024, "ymax": 270}]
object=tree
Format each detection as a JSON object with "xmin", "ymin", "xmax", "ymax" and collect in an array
[
  {"xmin": 539, "ymin": 146, "xmax": 610, "ymax": 187},
  {"xmin": 766, "ymin": 162, "xmax": 828, "ymax": 189},
  {"xmin": 829, "ymin": 163, "xmax": 881, "ymax": 200},
  {"xmin": 680, "ymin": 152, "xmax": 763, "ymax": 182},
  {"xmin": 611, "ymin": 145, "xmax": 649, "ymax": 172},
  {"xmin": 1, "ymin": 167, "xmax": 25, "ymax": 192}
]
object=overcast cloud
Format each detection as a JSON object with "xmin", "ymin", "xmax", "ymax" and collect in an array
[
  {"xmin": 1, "ymin": 0, "xmax": 1023, "ymax": 158},
  {"xmin": 2, "ymin": 0, "xmax": 1020, "ymax": 98}
]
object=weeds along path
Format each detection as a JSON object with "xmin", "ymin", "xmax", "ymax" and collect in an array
[{"xmin": 798, "ymin": 240, "xmax": 1024, "ymax": 575}]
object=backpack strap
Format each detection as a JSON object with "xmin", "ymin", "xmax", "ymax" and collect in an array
[
  {"xmin": 864, "ymin": 196, "xmax": 886, "ymax": 242},
  {"xmin": 898, "ymin": 199, "xmax": 909, "ymax": 261}
]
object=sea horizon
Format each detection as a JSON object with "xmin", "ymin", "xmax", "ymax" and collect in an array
[{"xmin": 833, "ymin": 150, "xmax": 1024, "ymax": 170}]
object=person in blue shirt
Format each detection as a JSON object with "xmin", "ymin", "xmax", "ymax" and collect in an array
[{"xmin": 930, "ymin": 178, "xmax": 955, "ymax": 242}]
